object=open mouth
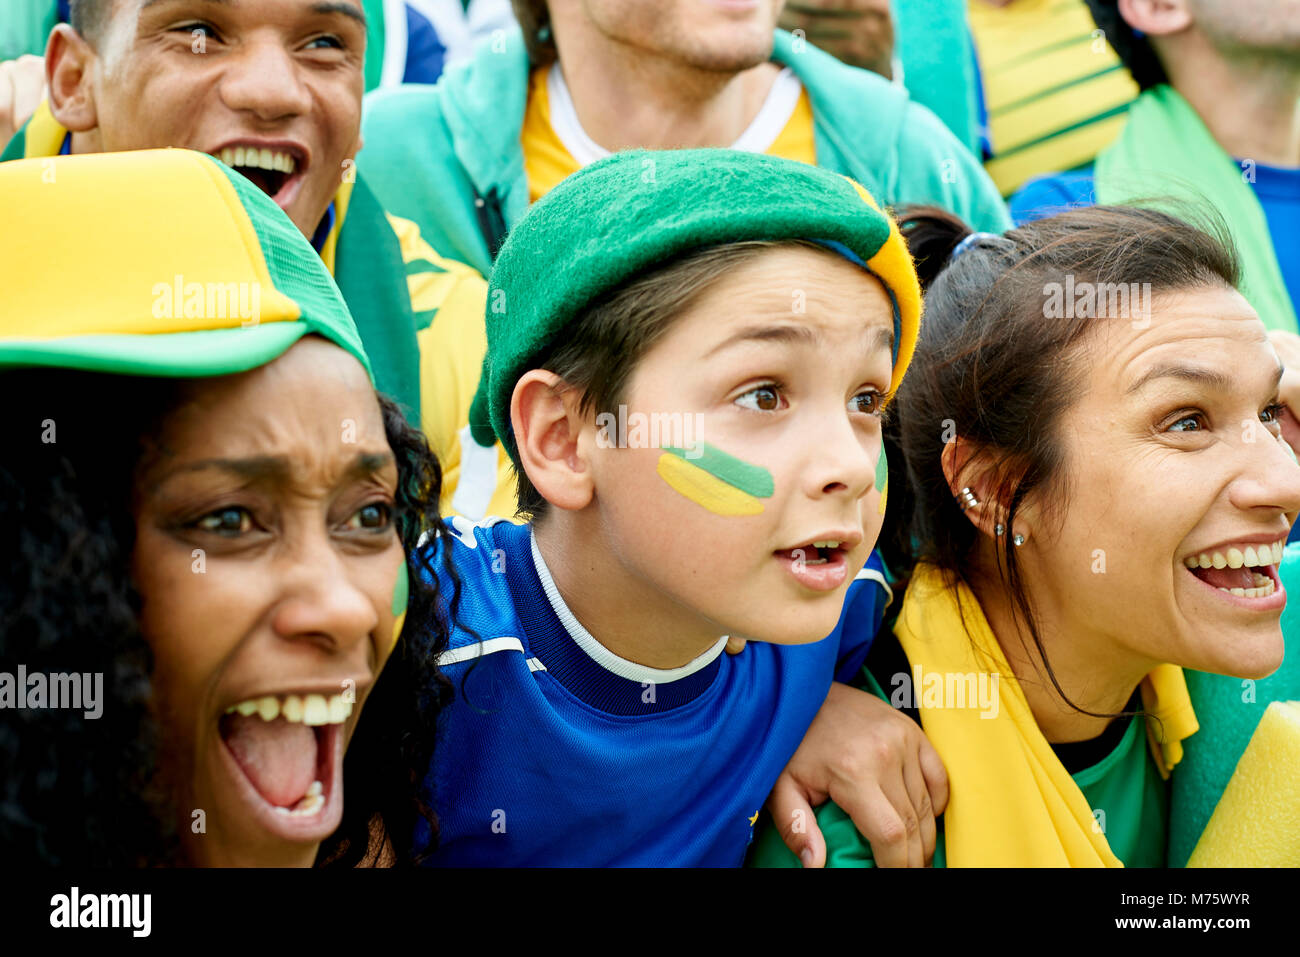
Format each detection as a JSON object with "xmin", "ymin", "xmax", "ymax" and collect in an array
[
  {"xmin": 774, "ymin": 539, "xmax": 852, "ymax": 592},
  {"xmin": 215, "ymin": 146, "xmax": 304, "ymax": 207},
  {"xmin": 1183, "ymin": 539, "xmax": 1286, "ymax": 603},
  {"xmin": 217, "ymin": 691, "xmax": 351, "ymax": 839}
]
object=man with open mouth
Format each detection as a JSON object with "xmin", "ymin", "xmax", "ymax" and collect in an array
[{"xmin": 1, "ymin": 0, "xmax": 518, "ymax": 520}]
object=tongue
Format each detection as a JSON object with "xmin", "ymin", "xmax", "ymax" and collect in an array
[
  {"xmin": 1194, "ymin": 566, "xmax": 1257, "ymax": 590},
  {"xmin": 222, "ymin": 715, "xmax": 317, "ymax": 807}
]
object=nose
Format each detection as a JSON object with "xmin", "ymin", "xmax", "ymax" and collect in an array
[
  {"xmin": 269, "ymin": 524, "xmax": 380, "ymax": 651},
  {"xmin": 217, "ymin": 36, "xmax": 312, "ymax": 123},
  {"xmin": 1228, "ymin": 431, "xmax": 1300, "ymax": 521},
  {"xmin": 799, "ymin": 406, "xmax": 878, "ymax": 501}
]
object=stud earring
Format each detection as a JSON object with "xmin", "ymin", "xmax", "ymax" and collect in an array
[
  {"xmin": 994, "ymin": 524, "xmax": 1005, "ymax": 536},
  {"xmin": 958, "ymin": 487, "xmax": 979, "ymax": 510},
  {"xmin": 1013, "ymin": 533, "xmax": 1026, "ymax": 547}
]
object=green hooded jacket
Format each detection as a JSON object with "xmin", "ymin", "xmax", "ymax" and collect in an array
[{"xmin": 358, "ymin": 26, "xmax": 1012, "ymax": 276}]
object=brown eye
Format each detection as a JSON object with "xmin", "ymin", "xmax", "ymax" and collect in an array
[
  {"xmin": 196, "ymin": 507, "xmax": 251, "ymax": 535},
  {"xmin": 735, "ymin": 385, "xmax": 783, "ymax": 412},
  {"xmin": 347, "ymin": 502, "xmax": 392, "ymax": 530},
  {"xmin": 850, "ymin": 390, "xmax": 882, "ymax": 415}
]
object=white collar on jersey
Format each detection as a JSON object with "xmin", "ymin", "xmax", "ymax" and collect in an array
[{"xmin": 528, "ymin": 528, "xmax": 729, "ymax": 685}]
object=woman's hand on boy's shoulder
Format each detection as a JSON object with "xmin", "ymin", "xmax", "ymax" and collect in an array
[{"xmin": 766, "ymin": 682, "xmax": 948, "ymax": 868}]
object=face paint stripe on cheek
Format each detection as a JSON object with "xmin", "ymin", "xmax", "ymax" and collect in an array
[
  {"xmin": 656, "ymin": 444, "xmax": 774, "ymax": 516},
  {"xmin": 389, "ymin": 559, "xmax": 409, "ymax": 652},
  {"xmin": 876, "ymin": 442, "xmax": 888, "ymax": 516}
]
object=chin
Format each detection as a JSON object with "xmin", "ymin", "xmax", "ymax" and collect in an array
[{"xmin": 1197, "ymin": 627, "xmax": 1285, "ymax": 681}]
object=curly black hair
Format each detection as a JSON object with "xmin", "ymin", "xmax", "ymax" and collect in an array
[{"xmin": 0, "ymin": 366, "xmax": 455, "ymax": 867}]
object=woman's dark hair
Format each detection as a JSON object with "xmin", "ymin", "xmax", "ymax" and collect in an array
[
  {"xmin": 883, "ymin": 203, "xmax": 1240, "ymax": 715},
  {"xmin": 1084, "ymin": 0, "xmax": 1170, "ymax": 90},
  {"xmin": 0, "ymin": 366, "xmax": 454, "ymax": 866}
]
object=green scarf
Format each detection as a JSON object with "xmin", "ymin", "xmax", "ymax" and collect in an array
[{"xmin": 1095, "ymin": 84, "xmax": 1297, "ymax": 334}]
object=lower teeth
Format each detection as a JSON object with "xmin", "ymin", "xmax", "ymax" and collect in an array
[
  {"xmin": 273, "ymin": 780, "xmax": 324, "ymax": 816},
  {"xmin": 1217, "ymin": 576, "xmax": 1275, "ymax": 598}
]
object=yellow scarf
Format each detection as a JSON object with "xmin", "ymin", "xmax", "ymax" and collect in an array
[{"xmin": 894, "ymin": 563, "xmax": 1199, "ymax": 866}]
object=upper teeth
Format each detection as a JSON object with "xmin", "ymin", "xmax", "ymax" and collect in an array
[
  {"xmin": 1183, "ymin": 540, "xmax": 1285, "ymax": 570},
  {"xmin": 225, "ymin": 692, "xmax": 352, "ymax": 726},
  {"xmin": 218, "ymin": 146, "xmax": 296, "ymax": 174},
  {"xmin": 812, "ymin": 540, "xmax": 841, "ymax": 549}
]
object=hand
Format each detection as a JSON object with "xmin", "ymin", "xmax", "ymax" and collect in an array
[
  {"xmin": 767, "ymin": 681, "xmax": 948, "ymax": 867},
  {"xmin": 0, "ymin": 55, "xmax": 46, "ymax": 151},
  {"xmin": 778, "ymin": 0, "xmax": 894, "ymax": 77},
  {"xmin": 1269, "ymin": 330, "xmax": 1300, "ymax": 459}
]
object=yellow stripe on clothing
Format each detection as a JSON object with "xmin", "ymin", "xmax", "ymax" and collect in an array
[{"xmin": 969, "ymin": 0, "xmax": 1138, "ymax": 195}]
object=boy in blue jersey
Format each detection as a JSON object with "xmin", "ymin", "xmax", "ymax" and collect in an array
[{"xmin": 417, "ymin": 148, "xmax": 944, "ymax": 866}]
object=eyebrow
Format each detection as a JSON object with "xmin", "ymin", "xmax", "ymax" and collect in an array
[
  {"xmin": 141, "ymin": 0, "xmax": 367, "ymax": 28},
  {"xmin": 705, "ymin": 323, "xmax": 893, "ymax": 358},
  {"xmin": 1125, "ymin": 362, "xmax": 1283, "ymax": 396},
  {"xmin": 162, "ymin": 450, "xmax": 394, "ymax": 486}
]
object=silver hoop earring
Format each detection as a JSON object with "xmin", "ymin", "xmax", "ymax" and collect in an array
[
  {"xmin": 1013, "ymin": 533, "xmax": 1026, "ymax": 547},
  {"xmin": 958, "ymin": 487, "xmax": 979, "ymax": 510},
  {"xmin": 994, "ymin": 524, "xmax": 1005, "ymax": 537}
]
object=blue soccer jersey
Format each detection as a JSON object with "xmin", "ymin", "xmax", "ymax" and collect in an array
[{"xmin": 415, "ymin": 517, "xmax": 890, "ymax": 866}]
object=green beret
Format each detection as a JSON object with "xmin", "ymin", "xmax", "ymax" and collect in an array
[{"xmin": 470, "ymin": 148, "xmax": 922, "ymax": 461}]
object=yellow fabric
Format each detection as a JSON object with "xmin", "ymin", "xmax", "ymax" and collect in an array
[
  {"xmin": 0, "ymin": 149, "xmax": 301, "ymax": 339},
  {"xmin": 894, "ymin": 563, "xmax": 1198, "ymax": 867},
  {"xmin": 968, "ymin": 0, "xmax": 1138, "ymax": 196},
  {"xmin": 523, "ymin": 67, "xmax": 817, "ymax": 203},
  {"xmin": 388, "ymin": 214, "xmax": 520, "ymax": 520},
  {"xmin": 317, "ymin": 178, "xmax": 354, "ymax": 275},
  {"xmin": 1187, "ymin": 701, "xmax": 1300, "ymax": 866},
  {"xmin": 844, "ymin": 180, "xmax": 922, "ymax": 398},
  {"xmin": 21, "ymin": 99, "xmax": 66, "ymax": 158}
]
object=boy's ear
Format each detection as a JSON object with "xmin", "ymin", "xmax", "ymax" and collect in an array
[
  {"xmin": 511, "ymin": 370, "xmax": 595, "ymax": 513},
  {"xmin": 46, "ymin": 24, "xmax": 100, "ymax": 134},
  {"xmin": 941, "ymin": 436, "xmax": 1006, "ymax": 540}
]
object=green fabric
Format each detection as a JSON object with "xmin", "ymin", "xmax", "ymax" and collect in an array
[
  {"xmin": 214, "ymin": 162, "xmax": 373, "ymax": 380},
  {"xmin": 1095, "ymin": 84, "xmax": 1298, "ymax": 333},
  {"xmin": 0, "ymin": 0, "xmax": 56, "ymax": 60},
  {"xmin": 1167, "ymin": 544, "xmax": 1300, "ymax": 867},
  {"xmin": 358, "ymin": 26, "xmax": 1011, "ymax": 280},
  {"xmin": 332, "ymin": 175, "xmax": 423, "ymax": 424},
  {"xmin": 0, "ymin": 151, "xmax": 372, "ymax": 383},
  {"xmin": 748, "ymin": 661, "xmax": 1169, "ymax": 868},
  {"xmin": 1, "ymin": 122, "xmax": 27, "ymax": 163},
  {"xmin": 362, "ymin": 0, "xmax": 386, "ymax": 92},
  {"xmin": 474, "ymin": 149, "xmax": 896, "ymax": 457},
  {"xmin": 891, "ymin": 0, "xmax": 980, "ymax": 157}
]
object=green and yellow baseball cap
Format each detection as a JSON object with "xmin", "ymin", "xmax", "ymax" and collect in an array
[
  {"xmin": 0, "ymin": 148, "xmax": 371, "ymax": 379},
  {"xmin": 471, "ymin": 148, "xmax": 922, "ymax": 464}
]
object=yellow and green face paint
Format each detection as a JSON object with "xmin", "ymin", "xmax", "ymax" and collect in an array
[
  {"xmin": 389, "ymin": 559, "xmax": 409, "ymax": 652},
  {"xmin": 656, "ymin": 444, "xmax": 775, "ymax": 516},
  {"xmin": 876, "ymin": 443, "xmax": 888, "ymax": 515}
]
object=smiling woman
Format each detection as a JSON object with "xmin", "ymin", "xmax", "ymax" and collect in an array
[
  {"xmin": 0, "ymin": 148, "xmax": 455, "ymax": 867},
  {"xmin": 753, "ymin": 201, "xmax": 1300, "ymax": 868}
]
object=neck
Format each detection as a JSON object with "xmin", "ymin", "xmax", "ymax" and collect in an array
[
  {"xmin": 533, "ymin": 514, "xmax": 725, "ymax": 670},
  {"xmin": 1158, "ymin": 33, "xmax": 1300, "ymax": 167},
  {"xmin": 966, "ymin": 557, "xmax": 1152, "ymax": 743},
  {"xmin": 549, "ymin": 33, "xmax": 781, "ymax": 152}
]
